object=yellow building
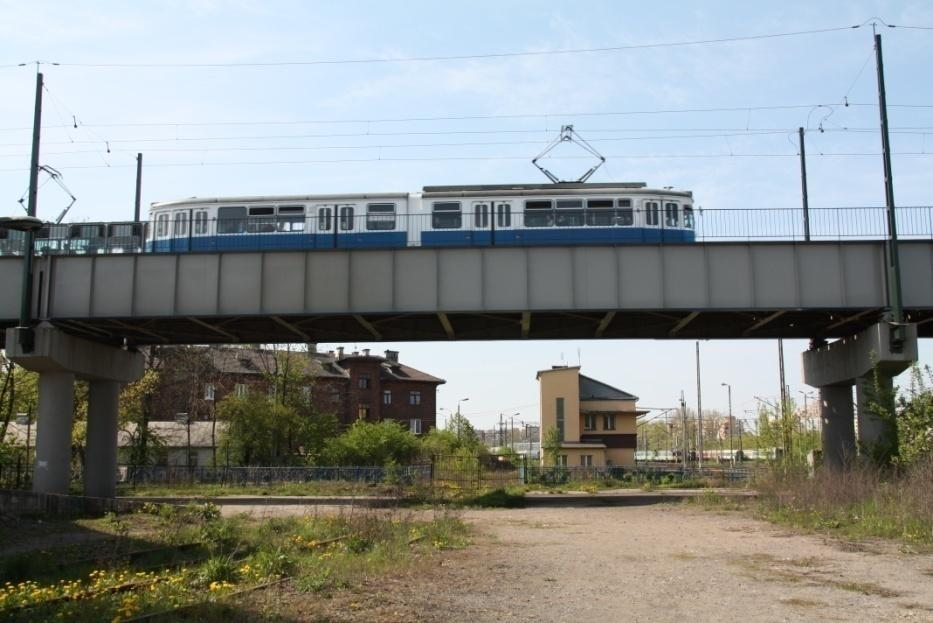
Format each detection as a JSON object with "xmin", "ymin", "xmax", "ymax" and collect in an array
[{"xmin": 536, "ymin": 365, "xmax": 643, "ymax": 467}]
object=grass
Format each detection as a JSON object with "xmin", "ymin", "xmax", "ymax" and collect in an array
[
  {"xmin": 0, "ymin": 503, "xmax": 469, "ymax": 622},
  {"xmin": 692, "ymin": 459, "xmax": 933, "ymax": 548}
]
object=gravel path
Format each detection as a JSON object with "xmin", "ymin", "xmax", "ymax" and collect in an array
[{"xmin": 276, "ymin": 502, "xmax": 933, "ymax": 622}]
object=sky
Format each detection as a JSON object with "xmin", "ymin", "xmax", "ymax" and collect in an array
[{"xmin": 0, "ymin": 1, "xmax": 931, "ymax": 429}]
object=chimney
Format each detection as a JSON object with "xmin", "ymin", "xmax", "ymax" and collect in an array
[
  {"xmin": 336, "ymin": 346, "xmax": 344, "ymax": 359},
  {"xmin": 384, "ymin": 350, "xmax": 399, "ymax": 363},
  {"xmin": 327, "ymin": 350, "xmax": 335, "ymax": 358},
  {"xmin": 362, "ymin": 348, "xmax": 370, "ymax": 357},
  {"xmin": 307, "ymin": 343, "xmax": 318, "ymax": 354}
]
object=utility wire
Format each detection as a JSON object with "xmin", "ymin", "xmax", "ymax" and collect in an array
[
  {"xmin": 10, "ymin": 25, "xmax": 861, "ymax": 69},
  {"xmin": 0, "ymin": 102, "xmax": 902, "ymax": 132},
  {"xmin": 2, "ymin": 150, "xmax": 930, "ymax": 173}
]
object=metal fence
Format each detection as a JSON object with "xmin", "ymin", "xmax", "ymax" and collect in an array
[
  {"xmin": 1, "ymin": 206, "xmax": 931, "ymax": 257},
  {"xmin": 0, "ymin": 458, "xmax": 762, "ymax": 493},
  {"xmin": 120, "ymin": 464, "xmax": 433, "ymax": 487}
]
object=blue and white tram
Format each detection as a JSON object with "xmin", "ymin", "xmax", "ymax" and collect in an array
[{"xmin": 145, "ymin": 182, "xmax": 695, "ymax": 252}]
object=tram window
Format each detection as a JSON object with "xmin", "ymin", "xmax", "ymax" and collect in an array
[
  {"xmin": 585, "ymin": 198, "xmax": 614, "ymax": 226},
  {"xmin": 71, "ymin": 224, "xmax": 104, "ymax": 239},
  {"xmin": 432, "ymin": 202, "xmax": 462, "ymax": 229},
  {"xmin": 217, "ymin": 206, "xmax": 247, "ymax": 234},
  {"xmin": 339, "ymin": 206, "xmax": 355, "ymax": 231},
  {"xmin": 48, "ymin": 224, "xmax": 68, "ymax": 239},
  {"xmin": 193, "ymin": 210, "xmax": 209, "ymax": 235},
  {"xmin": 366, "ymin": 203, "xmax": 396, "ymax": 230},
  {"xmin": 665, "ymin": 202, "xmax": 679, "ymax": 227},
  {"xmin": 156, "ymin": 213, "xmax": 170, "ymax": 237},
  {"xmin": 317, "ymin": 207, "xmax": 332, "ymax": 231},
  {"xmin": 173, "ymin": 212, "xmax": 188, "ymax": 236},
  {"xmin": 473, "ymin": 203, "xmax": 489, "ymax": 228},
  {"xmin": 524, "ymin": 200, "xmax": 553, "ymax": 227},
  {"xmin": 555, "ymin": 199, "xmax": 584, "ymax": 227},
  {"xmin": 496, "ymin": 203, "xmax": 512, "ymax": 227},
  {"xmin": 617, "ymin": 199, "xmax": 634, "ymax": 226},
  {"xmin": 277, "ymin": 205, "xmax": 305, "ymax": 232},
  {"xmin": 108, "ymin": 224, "xmax": 135, "ymax": 238},
  {"xmin": 247, "ymin": 205, "xmax": 275, "ymax": 233},
  {"xmin": 645, "ymin": 201, "xmax": 660, "ymax": 227},
  {"xmin": 683, "ymin": 205, "xmax": 695, "ymax": 229}
]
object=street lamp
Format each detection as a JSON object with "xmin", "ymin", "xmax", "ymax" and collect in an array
[
  {"xmin": 721, "ymin": 382, "xmax": 734, "ymax": 467},
  {"xmin": 0, "ymin": 215, "xmax": 44, "ymax": 352},
  {"xmin": 455, "ymin": 397, "xmax": 469, "ymax": 441}
]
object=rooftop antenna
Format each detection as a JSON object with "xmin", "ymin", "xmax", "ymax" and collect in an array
[{"xmin": 532, "ymin": 125, "xmax": 606, "ymax": 184}]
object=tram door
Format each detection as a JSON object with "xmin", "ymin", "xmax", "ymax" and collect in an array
[{"xmin": 470, "ymin": 201, "xmax": 511, "ymax": 246}]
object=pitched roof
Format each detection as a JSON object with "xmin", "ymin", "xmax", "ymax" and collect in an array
[
  {"xmin": 578, "ymin": 374, "xmax": 638, "ymax": 401},
  {"xmin": 206, "ymin": 347, "xmax": 348, "ymax": 379}
]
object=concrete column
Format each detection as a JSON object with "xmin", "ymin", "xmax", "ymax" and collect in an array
[
  {"xmin": 84, "ymin": 380, "xmax": 120, "ymax": 498},
  {"xmin": 855, "ymin": 374, "xmax": 896, "ymax": 458},
  {"xmin": 32, "ymin": 371, "xmax": 76, "ymax": 494},
  {"xmin": 819, "ymin": 385, "xmax": 856, "ymax": 471}
]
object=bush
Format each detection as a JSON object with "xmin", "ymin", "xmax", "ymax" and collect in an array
[{"xmin": 322, "ymin": 420, "xmax": 421, "ymax": 466}]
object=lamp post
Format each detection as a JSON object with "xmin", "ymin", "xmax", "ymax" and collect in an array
[
  {"xmin": 455, "ymin": 397, "xmax": 469, "ymax": 441},
  {"xmin": 721, "ymin": 382, "xmax": 734, "ymax": 467}
]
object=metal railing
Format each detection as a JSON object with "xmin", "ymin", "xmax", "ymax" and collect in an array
[
  {"xmin": 1, "ymin": 206, "xmax": 931, "ymax": 257},
  {"xmin": 120, "ymin": 464, "xmax": 432, "ymax": 486}
]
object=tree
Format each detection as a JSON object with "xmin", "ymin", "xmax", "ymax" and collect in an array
[
  {"xmin": 119, "ymin": 368, "xmax": 164, "ymax": 465},
  {"xmin": 896, "ymin": 365, "xmax": 933, "ymax": 465},
  {"xmin": 542, "ymin": 426, "xmax": 562, "ymax": 466},
  {"xmin": 322, "ymin": 420, "xmax": 421, "ymax": 466}
]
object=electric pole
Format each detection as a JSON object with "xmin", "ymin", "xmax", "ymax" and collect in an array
[
  {"xmin": 696, "ymin": 341, "xmax": 703, "ymax": 468},
  {"xmin": 778, "ymin": 339, "xmax": 789, "ymax": 458},
  {"xmin": 874, "ymin": 31, "xmax": 905, "ymax": 349},
  {"xmin": 18, "ymin": 71, "xmax": 44, "ymax": 352},
  {"xmin": 798, "ymin": 127, "xmax": 811, "ymax": 241},
  {"xmin": 680, "ymin": 391, "xmax": 688, "ymax": 471},
  {"xmin": 134, "ymin": 153, "xmax": 143, "ymax": 222}
]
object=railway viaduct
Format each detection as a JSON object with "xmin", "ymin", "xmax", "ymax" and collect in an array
[{"xmin": 2, "ymin": 240, "xmax": 932, "ymax": 495}]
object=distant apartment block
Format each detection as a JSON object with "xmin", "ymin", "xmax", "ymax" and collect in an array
[{"xmin": 536, "ymin": 365, "xmax": 643, "ymax": 467}]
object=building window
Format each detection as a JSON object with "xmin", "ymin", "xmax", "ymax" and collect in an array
[
  {"xmin": 581, "ymin": 455, "xmax": 593, "ymax": 467},
  {"xmin": 556, "ymin": 397, "xmax": 565, "ymax": 442},
  {"xmin": 557, "ymin": 455, "xmax": 568, "ymax": 467},
  {"xmin": 203, "ymin": 383, "xmax": 215, "ymax": 401},
  {"xmin": 409, "ymin": 419, "xmax": 422, "ymax": 435},
  {"xmin": 331, "ymin": 391, "xmax": 341, "ymax": 402},
  {"xmin": 603, "ymin": 414, "xmax": 616, "ymax": 430},
  {"xmin": 358, "ymin": 405, "xmax": 370, "ymax": 420},
  {"xmin": 382, "ymin": 390, "xmax": 392, "ymax": 405},
  {"xmin": 234, "ymin": 383, "xmax": 247, "ymax": 398},
  {"xmin": 583, "ymin": 414, "xmax": 596, "ymax": 431},
  {"xmin": 358, "ymin": 374, "xmax": 370, "ymax": 389},
  {"xmin": 302, "ymin": 386, "xmax": 312, "ymax": 403},
  {"xmin": 409, "ymin": 391, "xmax": 421, "ymax": 405}
]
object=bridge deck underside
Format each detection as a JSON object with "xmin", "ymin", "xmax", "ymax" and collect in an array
[{"xmin": 38, "ymin": 308, "xmax": 933, "ymax": 346}]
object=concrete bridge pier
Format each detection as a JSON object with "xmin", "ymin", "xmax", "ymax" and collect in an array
[
  {"xmin": 5, "ymin": 325, "xmax": 143, "ymax": 497},
  {"xmin": 802, "ymin": 322, "xmax": 917, "ymax": 469}
]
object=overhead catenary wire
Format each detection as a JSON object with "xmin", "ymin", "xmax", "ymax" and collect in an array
[
  {"xmin": 4, "ymin": 25, "xmax": 864, "ymax": 70},
  {"xmin": 2, "ymin": 150, "xmax": 931, "ymax": 173},
  {"xmin": 0, "ymin": 102, "xmax": 911, "ymax": 133}
]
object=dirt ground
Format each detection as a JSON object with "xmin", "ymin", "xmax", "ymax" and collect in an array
[{"xmin": 241, "ymin": 500, "xmax": 933, "ymax": 623}]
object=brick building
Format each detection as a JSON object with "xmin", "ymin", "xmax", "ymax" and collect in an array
[{"xmin": 152, "ymin": 345, "xmax": 444, "ymax": 434}]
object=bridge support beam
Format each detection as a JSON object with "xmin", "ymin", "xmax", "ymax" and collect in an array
[
  {"xmin": 802, "ymin": 322, "xmax": 917, "ymax": 469},
  {"xmin": 5, "ymin": 324, "xmax": 144, "ymax": 497}
]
